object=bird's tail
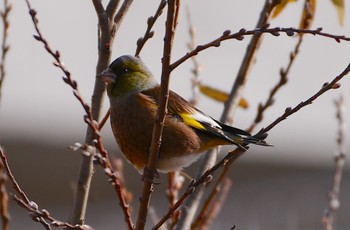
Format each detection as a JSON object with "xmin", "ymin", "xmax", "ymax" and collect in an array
[
  {"xmin": 240, "ymin": 134, "xmax": 271, "ymax": 146},
  {"xmin": 217, "ymin": 120, "xmax": 271, "ymax": 149}
]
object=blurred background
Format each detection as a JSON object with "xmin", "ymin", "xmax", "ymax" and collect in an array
[{"xmin": 0, "ymin": 0, "xmax": 350, "ymax": 229}]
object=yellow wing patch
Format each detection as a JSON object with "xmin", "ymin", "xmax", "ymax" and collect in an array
[{"xmin": 179, "ymin": 113, "xmax": 206, "ymax": 131}]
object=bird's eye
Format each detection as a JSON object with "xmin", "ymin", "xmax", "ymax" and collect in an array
[{"xmin": 118, "ymin": 68, "xmax": 129, "ymax": 76}]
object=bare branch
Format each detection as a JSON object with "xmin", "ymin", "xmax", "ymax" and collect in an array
[
  {"xmin": 136, "ymin": 1, "xmax": 179, "ymax": 229},
  {"xmin": 258, "ymin": 64, "xmax": 350, "ymax": 135},
  {"xmin": 197, "ymin": 178, "xmax": 232, "ymax": 230},
  {"xmin": 248, "ymin": 34, "xmax": 304, "ymax": 132},
  {"xmin": 0, "ymin": 160, "xmax": 10, "ymax": 230},
  {"xmin": 153, "ymin": 62, "xmax": 350, "ymax": 229},
  {"xmin": 171, "ymin": 26, "xmax": 350, "ymax": 72},
  {"xmin": 98, "ymin": 108, "xmax": 111, "ymax": 130},
  {"xmin": 135, "ymin": 0, "xmax": 167, "ymax": 56},
  {"xmin": 106, "ymin": 0, "xmax": 121, "ymax": 20},
  {"xmin": 91, "ymin": 0, "xmax": 105, "ymax": 17},
  {"xmin": 25, "ymin": 1, "xmax": 134, "ymax": 228},
  {"xmin": 203, "ymin": 3, "xmax": 315, "ymax": 220},
  {"xmin": 0, "ymin": 0, "xmax": 11, "ymax": 104},
  {"xmin": 0, "ymin": 147, "xmax": 92, "ymax": 229},
  {"xmin": 167, "ymin": 172, "xmax": 183, "ymax": 225},
  {"xmin": 176, "ymin": 1, "xmax": 279, "ymax": 228},
  {"xmin": 13, "ymin": 195, "xmax": 93, "ymax": 230},
  {"xmin": 322, "ymin": 94, "xmax": 346, "ymax": 230},
  {"xmin": 186, "ymin": 6, "xmax": 201, "ymax": 106},
  {"xmin": 113, "ymin": 0, "xmax": 134, "ymax": 35}
]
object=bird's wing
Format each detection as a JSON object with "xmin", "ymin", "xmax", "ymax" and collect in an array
[{"xmin": 140, "ymin": 87, "xmax": 240, "ymax": 145}]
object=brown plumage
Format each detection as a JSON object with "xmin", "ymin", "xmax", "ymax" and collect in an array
[{"xmin": 98, "ymin": 55, "xmax": 270, "ymax": 173}]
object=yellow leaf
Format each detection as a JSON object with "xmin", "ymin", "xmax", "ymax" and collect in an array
[
  {"xmin": 198, "ymin": 84, "xmax": 248, "ymax": 109},
  {"xmin": 272, "ymin": 0, "xmax": 297, "ymax": 18},
  {"xmin": 299, "ymin": 0, "xmax": 316, "ymax": 30},
  {"xmin": 238, "ymin": 97, "xmax": 249, "ymax": 109},
  {"xmin": 331, "ymin": 0, "xmax": 345, "ymax": 25}
]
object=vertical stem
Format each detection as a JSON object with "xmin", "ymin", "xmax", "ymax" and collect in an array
[
  {"xmin": 136, "ymin": 0, "xmax": 178, "ymax": 229},
  {"xmin": 71, "ymin": 0, "xmax": 134, "ymax": 225},
  {"xmin": 176, "ymin": 1, "xmax": 279, "ymax": 229}
]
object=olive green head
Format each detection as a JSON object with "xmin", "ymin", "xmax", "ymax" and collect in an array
[{"xmin": 98, "ymin": 55, "xmax": 158, "ymax": 98}]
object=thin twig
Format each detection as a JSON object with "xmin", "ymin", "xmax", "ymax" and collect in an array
[
  {"xmin": 176, "ymin": 1, "xmax": 279, "ymax": 229},
  {"xmin": 171, "ymin": 26, "xmax": 350, "ymax": 72},
  {"xmin": 24, "ymin": 1, "xmax": 134, "ymax": 228},
  {"xmin": 136, "ymin": 1, "xmax": 179, "ymax": 229},
  {"xmin": 113, "ymin": 0, "xmax": 134, "ymax": 35},
  {"xmin": 135, "ymin": 0, "xmax": 167, "ymax": 56},
  {"xmin": 98, "ymin": 108, "xmax": 111, "ymax": 130},
  {"xmin": 106, "ymin": 0, "xmax": 121, "ymax": 20},
  {"xmin": 72, "ymin": 0, "xmax": 134, "ymax": 226},
  {"xmin": 0, "ymin": 1, "xmax": 11, "ymax": 228},
  {"xmin": 152, "ymin": 62, "xmax": 350, "ymax": 230},
  {"xmin": 257, "ymin": 64, "xmax": 350, "ymax": 136},
  {"xmin": 0, "ymin": 160, "xmax": 9, "ymax": 230},
  {"xmin": 0, "ymin": 0, "xmax": 11, "ymax": 104},
  {"xmin": 322, "ymin": 95, "xmax": 346, "ymax": 230},
  {"xmin": 0, "ymin": 147, "xmax": 92, "ymax": 229},
  {"xmin": 197, "ymin": 178, "xmax": 232, "ymax": 230},
  {"xmin": 248, "ymin": 35, "xmax": 303, "ymax": 132},
  {"xmin": 167, "ymin": 172, "xmax": 183, "ymax": 225},
  {"xmin": 199, "ymin": 3, "xmax": 313, "ymax": 221},
  {"xmin": 248, "ymin": 0, "xmax": 313, "ymax": 132},
  {"xmin": 186, "ymin": 6, "xmax": 201, "ymax": 106},
  {"xmin": 191, "ymin": 164, "xmax": 230, "ymax": 229},
  {"xmin": 12, "ymin": 195, "xmax": 93, "ymax": 230}
]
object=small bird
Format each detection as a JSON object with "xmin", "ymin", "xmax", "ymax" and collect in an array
[{"xmin": 98, "ymin": 55, "xmax": 269, "ymax": 173}]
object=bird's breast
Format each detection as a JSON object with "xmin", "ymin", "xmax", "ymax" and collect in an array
[{"xmin": 109, "ymin": 94, "xmax": 203, "ymax": 172}]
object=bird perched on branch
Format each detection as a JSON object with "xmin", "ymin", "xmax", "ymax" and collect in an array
[{"xmin": 98, "ymin": 55, "xmax": 269, "ymax": 173}]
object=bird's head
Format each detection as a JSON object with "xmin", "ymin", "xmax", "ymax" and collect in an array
[{"xmin": 98, "ymin": 55, "xmax": 158, "ymax": 98}]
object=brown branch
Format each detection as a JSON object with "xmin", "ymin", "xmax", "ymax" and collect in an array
[
  {"xmin": 200, "ymin": 2, "xmax": 315, "ymax": 220},
  {"xmin": 186, "ymin": 6, "xmax": 201, "ymax": 106},
  {"xmin": 106, "ymin": 0, "xmax": 121, "ymax": 19},
  {"xmin": 171, "ymin": 26, "xmax": 350, "ymax": 72},
  {"xmin": 167, "ymin": 172, "xmax": 183, "ymax": 225},
  {"xmin": 113, "ymin": 0, "xmax": 134, "ymax": 34},
  {"xmin": 72, "ymin": 0, "xmax": 133, "ymax": 225},
  {"xmin": 248, "ymin": 35, "xmax": 304, "ymax": 132},
  {"xmin": 12, "ymin": 195, "xmax": 93, "ymax": 230},
  {"xmin": 258, "ymin": 64, "xmax": 350, "ymax": 136},
  {"xmin": 152, "ymin": 149, "xmax": 241, "ymax": 230},
  {"xmin": 135, "ymin": 0, "xmax": 167, "ymax": 56},
  {"xmin": 98, "ymin": 108, "xmax": 111, "ymax": 130},
  {"xmin": 249, "ymin": 0, "xmax": 313, "ymax": 132},
  {"xmin": 0, "ymin": 0, "xmax": 11, "ymax": 104},
  {"xmin": 24, "ymin": 1, "xmax": 134, "ymax": 228},
  {"xmin": 0, "ymin": 2, "xmax": 11, "ymax": 228},
  {"xmin": 153, "ymin": 62, "xmax": 350, "ymax": 229},
  {"xmin": 0, "ymin": 147, "xmax": 92, "ymax": 229},
  {"xmin": 91, "ymin": 0, "xmax": 105, "ymax": 17},
  {"xmin": 322, "ymin": 95, "xmax": 346, "ymax": 230},
  {"xmin": 136, "ymin": 1, "xmax": 179, "ymax": 229},
  {"xmin": 176, "ymin": 1, "xmax": 279, "ymax": 229},
  {"xmin": 191, "ymin": 164, "xmax": 230, "ymax": 229},
  {"xmin": 197, "ymin": 178, "xmax": 232, "ymax": 230},
  {"xmin": 0, "ymin": 160, "xmax": 9, "ymax": 230}
]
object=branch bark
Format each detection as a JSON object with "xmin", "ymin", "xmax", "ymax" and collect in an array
[
  {"xmin": 175, "ymin": 1, "xmax": 279, "ymax": 229},
  {"xmin": 322, "ymin": 95, "xmax": 346, "ymax": 230},
  {"xmin": 71, "ymin": 0, "xmax": 134, "ymax": 225},
  {"xmin": 136, "ymin": 1, "xmax": 179, "ymax": 229}
]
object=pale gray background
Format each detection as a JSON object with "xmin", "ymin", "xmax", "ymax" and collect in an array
[{"xmin": 0, "ymin": 0, "xmax": 350, "ymax": 229}]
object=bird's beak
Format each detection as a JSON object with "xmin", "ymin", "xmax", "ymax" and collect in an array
[{"xmin": 97, "ymin": 68, "xmax": 116, "ymax": 84}]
